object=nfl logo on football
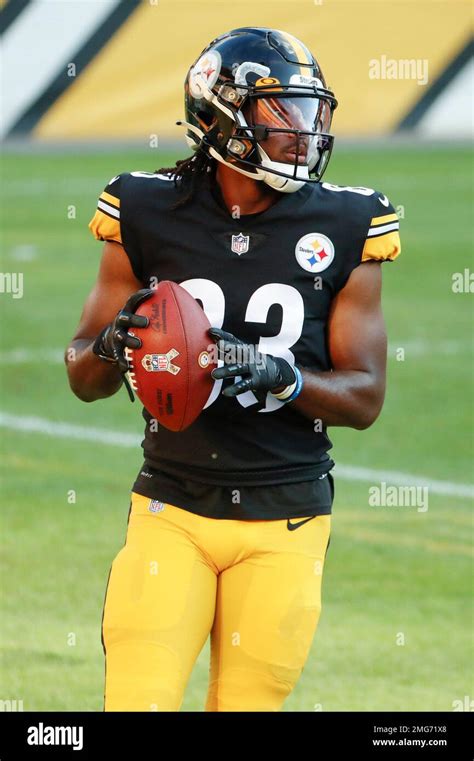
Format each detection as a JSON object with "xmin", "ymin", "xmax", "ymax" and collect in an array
[
  {"xmin": 231, "ymin": 232, "xmax": 249, "ymax": 255},
  {"xmin": 156, "ymin": 355, "xmax": 168, "ymax": 371}
]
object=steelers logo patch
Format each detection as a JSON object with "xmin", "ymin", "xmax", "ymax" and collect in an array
[{"xmin": 295, "ymin": 233, "xmax": 335, "ymax": 273}]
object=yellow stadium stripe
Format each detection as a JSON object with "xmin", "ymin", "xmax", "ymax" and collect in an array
[
  {"xmin": 370, "ymin": 213, "xmax": 398, "ymax": 226},
  {"xmin": 362, "ymin": 231, "xmax": 401, "ymax": 262},
  {"xmin": 100, "ymin": 190, "xmax": 121, "ymax": 208},
  {"xmin": 88, "ymin": 209, "xmax": 122, "ymax": 244},
  {"xmin": 34, "ymin": 3, "xmax": 471, "ymax": 139}
]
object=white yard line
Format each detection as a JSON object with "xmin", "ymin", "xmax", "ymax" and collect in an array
[
  {"xmin": 1, "ymin": 341, "xmax": 470, "ymax": 364},
  {"xmin": 387, "ymin": 340, "xmax": 470, "ymax": 357},
  {"xmin": 333, "ymin": 464, "xmax": 473, "ymax": 499},
  {"xmin": 0, "ymin": 412, "xmax": 138, "ymax": 448},
  {"xmin": 0, "ymin": 412, "xmax": 472, "ymax": 500},
  {"xmin": 0, "ymin": 349, "xmax": 64, "ymax": 364}
]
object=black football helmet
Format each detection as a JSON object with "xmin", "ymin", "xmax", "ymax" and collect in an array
[{"xmin": 177, "ymin": 27, "xmax": 338, "ymax": 193}]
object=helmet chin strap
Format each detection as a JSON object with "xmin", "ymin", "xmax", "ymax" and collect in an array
[
  {"xmin": 263, "ymin": 171, "xmax": 306, "ymax": 193},
  {"xmin": 211, "ymin": 145, "xmax": 308, "ymax": 193},
  {"xmin": 257, "ymin": 145, "xmax": 310, "ymax": 193},
  {"xmin": 209, "ymin": 147, "xmax": 267, "ymax": 181}
]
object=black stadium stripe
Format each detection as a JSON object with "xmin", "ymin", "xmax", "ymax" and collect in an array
[
  {"xmin": 0, "ymin": 0, "xmax": 31, "ymax": 36},
  {"xmin": 397, "ymin": 35, "xmax": 474, "ymax": 130},
  {"xmin": 6, "ymin": 0, "xmax": 141, "ymax": 137}
]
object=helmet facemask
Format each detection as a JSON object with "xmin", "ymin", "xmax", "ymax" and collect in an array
[{"xmin": 226, "ymin": 89, "xmax": 335, "ymax": 192}]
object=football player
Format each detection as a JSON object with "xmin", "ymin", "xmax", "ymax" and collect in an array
[{"xmin": 65, "ymin": 27, "xmax": 401, "ymax": 711}]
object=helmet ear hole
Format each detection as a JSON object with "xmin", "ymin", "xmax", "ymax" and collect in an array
[
  {"xmin": 196, "ymin": 110, "xmax": 218, "ymax": 133},
  {"xmin": 197, "ymin": 110, "xmax": 213, "ymax": 126}
]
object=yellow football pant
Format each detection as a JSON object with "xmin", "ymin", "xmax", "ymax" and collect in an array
[{"xmin": 102, "ymin": 491, "xmax": 331, "ymax": 711}]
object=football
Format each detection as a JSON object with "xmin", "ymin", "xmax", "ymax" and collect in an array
[{"xmin": 124, "ymin": 281, "xmax": 217, "ymax": 431}]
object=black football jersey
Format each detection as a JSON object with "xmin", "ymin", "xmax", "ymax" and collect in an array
[{"xmin": 89, "ymin": 168, "xmax": 400, "ymax": 518}]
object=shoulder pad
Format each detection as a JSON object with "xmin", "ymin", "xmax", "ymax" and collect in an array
[
  {"xmin": 88, "ymin": 173, "xmax": 124, "ymax": 244},
  {"xmin": 362, "ymin": 191, "xmax": 401, "ymax": 262}
]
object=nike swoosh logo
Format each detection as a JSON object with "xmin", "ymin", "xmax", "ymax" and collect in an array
[
  {"xmin": 287, "ymin": 515, "xmax": 316, "ymax": 531},
  {"xmin": 378, "ymin": 194, "xmax": 390, "ymax": 207}
]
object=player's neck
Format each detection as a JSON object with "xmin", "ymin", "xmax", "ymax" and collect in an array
[{"xmin": 215, "ymin": 163, "xmax": 281, "ymax": 216}]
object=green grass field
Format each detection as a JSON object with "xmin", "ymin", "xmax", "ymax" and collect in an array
[{"xmin": 0, "ymin": 145, "xmax": 472, "ymax": 711}]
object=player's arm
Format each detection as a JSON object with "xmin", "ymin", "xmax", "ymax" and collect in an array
[
  {"xmin": 290, "ymin": 261, "xmax": 386, "ymax": 429},
  {"xmin": 65, "ymin": 241, "xmax": 147, "ymax": 402},
  {"xmin": 210, "ymin": 260, "xmax": 387, "ymax": 430}
]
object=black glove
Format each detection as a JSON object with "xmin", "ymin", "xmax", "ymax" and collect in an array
[
  {"xmin": 208, "ymin": 327, "xmax": 296, "ymax": 402},
  {"xmin": 92, "ymin": 289, "xmax": 153, "ymax": 374}
]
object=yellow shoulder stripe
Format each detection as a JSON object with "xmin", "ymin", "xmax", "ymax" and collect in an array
[
  {"xmin": 362, "ymin": 230, "xmax": 401, "ymax": 262},
  {"xmin": 370, "ymin": 212, "xmax": 398, "ymax": 226},
  {"xmin": 99, "ymin": 190, "xmax": 120, "ymax": 209}
]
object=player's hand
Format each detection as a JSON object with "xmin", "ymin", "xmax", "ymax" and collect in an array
[
  {"xmin": 92, "ymin": 289, "xmax": 153, "ymax": 374},
  {"xmin": 208, "ymin": 327, "xmax": 296, "ymax": 401}
]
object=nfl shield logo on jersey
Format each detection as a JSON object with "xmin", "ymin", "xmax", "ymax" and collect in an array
[{"xmin": 231, "ymin": 232, "xmax": 250, "ymax": 255}]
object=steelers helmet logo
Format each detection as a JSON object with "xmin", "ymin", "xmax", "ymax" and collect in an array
[
  {"xmin": 189, "ymin": 51, "xmax": 221, "ymax": 98},
  {"xmin": 295, "ymin": 233, "xmax": 335, "ymax": 273}
]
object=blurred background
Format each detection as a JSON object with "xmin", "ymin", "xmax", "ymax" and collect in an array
[
  {"xmin": 2, "ymin": 0, "xmax": 472, "ymax": 140},
  {"xmin": 1, "ymin": 0, "xmax": 473, "ymax": 712}
]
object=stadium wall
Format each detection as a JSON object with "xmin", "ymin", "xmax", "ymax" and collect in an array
[{"xmin": 1, "ymin": 0, "xmax": 472, "ymax": 142}]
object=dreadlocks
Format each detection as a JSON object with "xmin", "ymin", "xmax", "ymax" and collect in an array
[{"xmin": 154, "ymin": 149, "xmax": 216, "ymax": 210}]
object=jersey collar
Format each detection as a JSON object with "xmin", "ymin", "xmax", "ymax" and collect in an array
[{"xmin": 201, "ymin": 168, "xmax": 313, "ymax": 224}]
